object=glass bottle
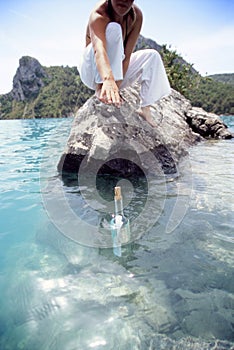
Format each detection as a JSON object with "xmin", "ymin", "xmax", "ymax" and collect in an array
[{"xmin": 110, "ymin": 186, "xmax": 131, "ymax": 256}]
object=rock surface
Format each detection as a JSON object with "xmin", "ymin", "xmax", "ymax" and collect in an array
[
  {"xmin": 11, "ymin": 56, "xmax": 48, "ymax": 101},
  {"xmin": 186, "ymin": 107, "xmax": 233, "ymax": 139},
  {"xmin": 58, "ymin": 86, "xmax": 232, "ymax": 176}
]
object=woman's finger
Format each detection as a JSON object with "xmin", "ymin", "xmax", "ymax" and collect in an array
[
  {"xmin": 100, "ymin": 87, "xmax": 109, "ymax": 103},
  {"xmin": 112, "ymin": 90, "xmax": 121, "ymax": 107},
  {"xmin": 106, "ymin": 90, "xmax": 112, "ymax": 104}
]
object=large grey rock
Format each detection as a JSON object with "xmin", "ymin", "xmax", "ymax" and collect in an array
[
  {"xmin": 186, "ymin": 107, "xmax": 233, "ymax": 139},
  {"xmin": 58, "ymin": 86, "xmax": 232, "ymax": 176}
]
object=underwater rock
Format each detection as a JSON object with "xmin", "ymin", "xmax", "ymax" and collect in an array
[{"xmin": 58, "ymin": 86, "xmax": 232, "ymax": 176}]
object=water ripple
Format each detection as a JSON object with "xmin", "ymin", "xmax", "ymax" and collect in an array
[{"xmin": 0, "ymin": 117, "xmax": 233, "ymax": 350}]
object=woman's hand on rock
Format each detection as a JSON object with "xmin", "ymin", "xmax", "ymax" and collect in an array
[{"xmin": 99, "ymin": 79, "xmax": 121, "ymax": 107}]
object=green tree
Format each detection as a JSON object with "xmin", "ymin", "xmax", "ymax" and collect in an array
[{"xmin": 160, "ymin": 45, "xmax": 198, "ymax": 96}]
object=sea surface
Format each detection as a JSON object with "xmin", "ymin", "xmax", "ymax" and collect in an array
[{"xmin": 0, "ymin": 116, "xmax": 233, "ymax": 350}]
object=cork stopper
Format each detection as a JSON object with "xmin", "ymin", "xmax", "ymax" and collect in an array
[{"xmin": 114, "ymin": 186, "xmax": 122, "ymax": 200}]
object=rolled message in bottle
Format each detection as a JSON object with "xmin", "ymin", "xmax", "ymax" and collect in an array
[{"xmin": 111, "ymin": 186, "xmax": 131, "ymax": 257}]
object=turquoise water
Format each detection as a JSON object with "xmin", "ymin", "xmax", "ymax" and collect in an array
[{"xmin": 0, "ymin": 116, "xmax": 233, "ymax": 349}]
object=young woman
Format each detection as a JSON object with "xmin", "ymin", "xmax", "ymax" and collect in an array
[{"xmin": 79, "ymin": 0, "xmax": 171, "ymax": 127}]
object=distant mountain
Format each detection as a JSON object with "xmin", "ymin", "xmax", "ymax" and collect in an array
[
  {"xmin": 136, "ymin": 34, "xmax": 163, "ymax": 52},
  {"xmin": 186, "ymin": 72, "xmax": 234, "ymax": 115},
  {"xmin": 0, "ymin": 36, "xmax": 233, "ymax": 119},
  {"xmin": 0, "ymin": 56, "xmax": 92, "ymax": 119},
  {"xmin": 208, "ymin": 73, "xmax": 234, "ymax": 85}
]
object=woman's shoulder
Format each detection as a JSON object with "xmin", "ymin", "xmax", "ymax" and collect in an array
[
  {"xmin": 90, "ymin": 0, "xmax": 109, "ymax": 21},
  {"xmin": 132, "ymin": 3, "xmax": 143, "ymax": 21}
]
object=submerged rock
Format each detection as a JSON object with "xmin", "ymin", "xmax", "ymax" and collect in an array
[{"xmin": 58, "ymin": 86, "xmax": 232, "ymax": 176}]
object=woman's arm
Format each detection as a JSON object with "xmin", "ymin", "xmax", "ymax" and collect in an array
[
  {"xmin": 89, "ymin": 13, "xmax": 113, "ymax": 81},
  {"xmin": 88, "ymin": 4, "xmax": 143, "ymax": 105},
  {"xmin": 89, "ymin": 11, "xmax": 121, "ymax": 105}
]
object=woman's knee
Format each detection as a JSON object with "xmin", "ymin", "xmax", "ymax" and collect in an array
[
  {"xmin": 106, "ymin": 22, "xmax": 122, "ymax": 43},
  {"xmin": 145, "ymin": 49, "xmax": 162, "ymax": 63}
]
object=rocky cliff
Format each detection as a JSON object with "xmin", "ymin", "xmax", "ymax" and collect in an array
[
  {"xmin": 11, "ymin": 56, "xmax": 48, "ymax": 101},
  {"xmin": 0, "ymin": 56, "xmax": 92, "ymax": 119},
  {"xmin": 58, "ymin": 86, "xmax": 232, "ymax": 177}
]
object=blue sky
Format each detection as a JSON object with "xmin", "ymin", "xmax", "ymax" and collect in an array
[{"xmin": 0, "ymin": 0, "xmax": 233, "ymax": 93}]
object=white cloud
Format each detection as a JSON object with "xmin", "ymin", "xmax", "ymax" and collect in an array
[
  {"xmin": 9, "ymin": 9, "xmax": 34, "ymax": 22},
  {"xmin": 186, "ymin": 25, "xmax": 234, "ymax": 50},
  {"xmin": 179, "ymin": 25, "xmax": 234, "ymax": 75}
]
